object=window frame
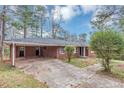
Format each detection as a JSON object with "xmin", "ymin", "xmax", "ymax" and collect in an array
[
  {"xmin": 59, "ymin": 47, "xmax": 65, "ymax": 54},
  {"xmin": 19, "ymin": 46, "xmax": 25, "ymax": 57},
  {"xmin": 74, "ymin": 48, "xmax": 77, "ymax": 53}
]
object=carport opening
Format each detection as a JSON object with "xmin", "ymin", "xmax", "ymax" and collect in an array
[{"xmin": 36, "ymin": 47, "xmax": 40, "ymax": 56}]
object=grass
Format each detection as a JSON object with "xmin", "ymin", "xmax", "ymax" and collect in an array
[
  {"xmin": 96, "ymin": 59, "xmax": 124, "ymax": 81},
  {"xmin": 109, "ymin": 60, "xmax": 124, "ymax": 81},
  {"xmin": 0, "ymin": 63, "xmax": 48, "ymax": 88},
  {"xmin": 66, "ymin": 58, "xmax": 97, "ymax": 68},
  {"xmin": 68, "ymin": 57, "xmax": 124, "ymax": 81}
]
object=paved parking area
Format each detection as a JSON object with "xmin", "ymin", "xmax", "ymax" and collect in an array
[{"xmin": 16, "ymin": 58, "xmax": 124, "ymax": 88}]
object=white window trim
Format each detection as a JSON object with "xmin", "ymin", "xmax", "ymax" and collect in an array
[
  {"xmin": 91, "ymin": 51, "xmax": 94, "ymax": 54},
  {"xmin": 74, "ymin": 48, "xmax": 77, "ymax": 53},
  {"xmin": 19, "ymin": 46, "xmax": 25, "ymax": 57},
  {"xmin": 59, "ymin": 47, "xmax": 64, "ymax": 54}
]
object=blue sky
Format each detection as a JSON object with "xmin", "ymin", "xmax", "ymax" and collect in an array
[
  {"xmin": 0, "ymin": 5, "xmax": 96, "ymax": 36},
  {"xmin": 47, "ymin": 5, "xmax": 96, "ymax": 35},
  {"xmin": 0, "ymin": 5, "xmax": 96, "ymax": 39},
  {"xmin": 61, "ymin": 12, "xmax": 93, "ymax": 35}
]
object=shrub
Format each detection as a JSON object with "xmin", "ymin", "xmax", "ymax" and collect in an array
[
  {"xmin": 64, "ymin": 45, "xmax": 75, "ymax": 62},
  {"xmin": 90, "ymin": 28, "xmax": 124, "ymax": 72}
]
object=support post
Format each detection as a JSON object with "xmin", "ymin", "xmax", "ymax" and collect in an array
[
  {"xmin": 39, "ymin": 47, "xmax": 40, "ymax": 56},
  {"xmin": 83, "ymin": 47, "xmax": 85, "ymax": 57},
  {"xmin": 12, "ymin": 43, "xmax": 15, "ymax": 66}
]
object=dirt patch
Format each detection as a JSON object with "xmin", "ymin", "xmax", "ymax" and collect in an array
[{"xmin": 96, "ymin": 70, "xmax": 124, "ymax": 83}]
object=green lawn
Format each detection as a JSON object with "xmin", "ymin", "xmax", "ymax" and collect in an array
[
  {"xmin": 95, "ymin": 59, "xmax": 124, "ymax": 81},
  {"xmin": 68, "ymin": 58, "xmax": 124, "ymax": 81},
  {"xmin": 109, "ymin": 60, "xmax": 124, "ymax": 80},
  {"xmin": 0, "ymin": 63, "xmax": 48, "ymax": 88},
  {"xmin": 66, "ymin": 58, "xmax": 97, "ymax": 68}
]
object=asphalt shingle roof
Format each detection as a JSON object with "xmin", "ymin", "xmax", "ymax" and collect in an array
[{"xmin": 4, "ymin": 38, "xmax": 87, "ymax": 46}]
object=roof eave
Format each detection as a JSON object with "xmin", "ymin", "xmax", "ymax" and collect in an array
[{"xmin": 3, "ymin": 41, "xmax": 83, "ymax": 47}]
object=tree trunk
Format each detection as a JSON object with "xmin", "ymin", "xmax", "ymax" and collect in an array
[
  {"xmin": 0, "ymin": 17, "xmax": 2, "ymax": 63},
  {"xmin": 51, "ymin": 13, "xmax": 56, "ymax": 39},
  {"xmin": 67, "ymin": 53, "xmax": 71, "ymax": 62},
  {"xmin": 35, "ymin": 27, "xmax": 38, "ymax": 37},
  {"xmin": 40, "ymin": 18, "xmax": 43, "ymax": 38},
  {"xmin": 52, "ymin": 25, "xmax": 56, "ymax": 39},
  {"xmin": 24, "ymin": 25, "xmax": 27, "ymax": 38},
  {"xmin": 105, "ymin": 58, "xmax": 111, "ymax": 72},
  {"xmin": 68, "ymin": 57, "xmax": 71, "ymax": 62},
  {"xmin": 0, "ymin": 6, "xmax": 6, "ymax": 63},
  {"xmin": 41, "ymin": 27, "xmax": 43, "ymax": 38}
]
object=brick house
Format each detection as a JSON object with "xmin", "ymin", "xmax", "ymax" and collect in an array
[{"xmin": 3, "ymin": 38, "xmax": 93, "ymax": 66}]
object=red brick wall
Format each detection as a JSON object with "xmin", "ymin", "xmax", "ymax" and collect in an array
[
  {"xmin": 15, "ymin": 46, "xmax": 93, "ymax": 59},
  {"xmin": 16, "ymin": 46, "xmax": 43, "ymax": 58},
  {"xmin": 85, "ymin": 47, "xmax": 89, "ymax": 56},
  {"xmin": 15, "ymin": 46, "xmax": 58, "ymax": 58},
  {"xmin": 44, "ymin": 46, "xmax": 58, "ymax": 58},
  {"xmin": 16, "ymin": 46, "xmax": 20, "ymax": 58},
  {"xmin": 88, "ymin": 48, "xmax": 96, "ymax": 57},
  {"xmin": 56, "ymin": 47, "xmax": 80, "ymax": 59},
  {"xmin": 25, "ymin": 46, "xmax": 36, "ymax": 58}
]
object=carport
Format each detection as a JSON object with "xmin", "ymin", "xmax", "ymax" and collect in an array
[{"xmin": 3, "ymin": 38, "xmax": 89, "ymax": 66}]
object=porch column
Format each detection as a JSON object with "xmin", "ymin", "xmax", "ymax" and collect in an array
[
  {"xmin": 10, "ymin": 44, "xmax": 12, "ymax": 64},
  {"xmin": 83, "ymin": 47, "xmax": 86, "ymax": 57},
  {"xmin": 12, "ymin": 43, "xmax": 15, "ymax": 66},
  {"xmin": 39, "ymin": 47, "xmax": 41, "ymax": 56}
]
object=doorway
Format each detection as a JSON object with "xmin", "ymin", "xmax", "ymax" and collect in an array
[
  {"xmin": 36, "ymin": 47, "xmax": 40, "ymax": 56},
  {"xmin": 79, "ymin": 47, "xmax": 84, "ymax": 57},
  {"xmin": 19, "ymin": 47, "xmax": 25, "ymax": 57}
]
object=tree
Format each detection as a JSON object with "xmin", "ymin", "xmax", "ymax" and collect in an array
[
  {"xmin": 90, "ymin": 28, "xmax": 124, "ymax": 72},
  {"xmin": 51, "ymin": 6, "xmax": 63, "ymax": 39},
  {"xmin": 0, "ymin": 12, "xmax": 2, "ymax": 62},
  {"xmin": 79, "ymin": 33, "xmax": 87, "ymax": 44},
  {"xmin": 0, "ymin": 6, "xmax": 8, "ymax": 63},
  {"xmin": 64, "ymin": 45, "xmax": 75, "ymax": 62},
  {"xmin": 118, "ymin": 17, "xmax": 124, "ymax": 33},
  {"xmin": 70, "ymin": 34, "xmax": 78, "ymax": 42},
  {"xmin": 55, "ymin": 27, "xmax": 70, "ymax": 40},
  {"xmin": 33, "ymin": 6, "xmax": 46, "ymax": 38},
  {"xmin": 91, "ymin": 6, "xmax": 124, "ymax": 31},
  {"xmin": 12, "ymin": 6, "xmax": 34, "ymax": 38}
]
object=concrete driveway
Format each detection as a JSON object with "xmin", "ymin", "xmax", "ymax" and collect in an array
[{"xmin": 16, "ymin": 58, "xmax": 124, "ymax": 88}]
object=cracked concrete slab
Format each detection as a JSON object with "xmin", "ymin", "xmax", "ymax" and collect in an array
[{"xmin": 16, "ymin": 58, "xmax": 124, "ymax": 88}]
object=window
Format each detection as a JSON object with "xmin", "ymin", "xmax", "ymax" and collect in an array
[
  {"xmin": 91, "ymin": 51, "xmax": 94, "ymax": 54},
  {"xmin": 19, "ymin": 47, "xmax": 25, "ymax": 57},
  {"xmin": 59, "ymin": 47, "xmax": 64, "ymax": 54},
  {"xmin": 74, "ymin": 48, "xmax": 77, "ymax": 53},
  {"xmin": 43, "ymin": 47, "xmax": 46, "ymax": 50}
]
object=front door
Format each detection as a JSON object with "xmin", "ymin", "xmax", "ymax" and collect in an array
[
  {"xmin": 19, "ymin": 47, "xmax": 25, "ymax": 57},
  {"xmin": 79, "ymin": 47, "xmax": 84, "ymax": 57},
  {"xmin": 36, "ymin": 47, "xmax": 40, "ymax": 56}
]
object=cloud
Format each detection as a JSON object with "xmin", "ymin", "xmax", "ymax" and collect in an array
[
  {"xmin": 42, "ymin": 31, "xmax": 52, "ymax": 38},
  {"xmin": 52, "ymin": 6, "xmax": 62, "ymax": 21},
  {"xmin": 81, "ymin": 5, "xmax": 97, "ymax": 14},
  {"xmin": 52, "ymin": 6, "xmax": 81, "ymax": 21},
  {"xmin": 52, "ymin": 5, "xmax": 97, "ymax": 22},
  {"xmin": 60, "ymin": 6, "xmax": 81, "ymax": 21}
]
